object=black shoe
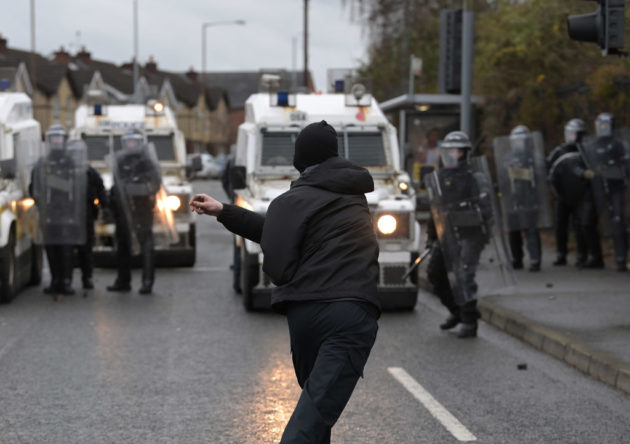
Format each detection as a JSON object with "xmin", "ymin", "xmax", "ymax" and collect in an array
[
  {"xmin": 512, "ymin": 261, "xmax": 523, "ymax": 270},
  {"xmin": 82, "ymin": 278, "xmax": 94, "ymax": 290},
  {"xmin": 529, "ymin": 263, "xmax": 541, "ymax": 272},
  {"xmin": 440, "ymin": 315, "xmax": 461, "ymax": 330},
  {"xmin": 107, "ymin": 282, "xmax": 131, "ymax": 292},
  {"xmin": 139, "ymin": 283, "xmax": 153, "ymax": 294},
  {"xmin": 584, "ymin": 258, "xmax": 604, "ymax": 269},
  {"xmin": 553, "ymin": 256, "xmax": 567, "ymax": 266},
  {"xmin": 456, "ymin": 323, "xmax": 477, "ymax": 339},
  {"xmin": 233, "ymin": 285, "xmax": 242, "ymax": 294},
  {"xmin": 60, "ymin": 285, "xmax": 75, "ymax": 296}
]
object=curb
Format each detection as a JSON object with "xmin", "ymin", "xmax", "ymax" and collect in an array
[{"xmin": 478, "ymin": 298, "xmax": 630, "ymax": 397}]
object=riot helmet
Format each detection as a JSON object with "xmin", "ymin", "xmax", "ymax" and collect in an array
[
  {"xmin": 45, "ymin": 124, "xmax": 68, "ymax": 152},
  {"xmin": 121, "ymin": 129, "xmax": 144, "ymax": 151},
  {"xmin": 509, "ymin": 125, "xmax": 532, "ymax": 156},
  {"xmin": 595, "ymin": 113, "xmax": 614, "ymax": 137},
  {"xmin": 439, "ymin": 131, "xmax": 472, "ymax": 168},
  {"xmin": 564, "ymin": 118, "xmax": 586, "ymax": 144}
]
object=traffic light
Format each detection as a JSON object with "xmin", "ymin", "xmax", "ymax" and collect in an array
[
  {"xmin": 439, "ymin": 9, "xmax": 462, "ymax": 94},
  {"xmin": 567, "ymin": 0, "xmax": 625, "ymax": 55}
]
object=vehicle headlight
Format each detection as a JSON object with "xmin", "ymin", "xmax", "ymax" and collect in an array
[
  {"xmin": 377, "ymin": 214, "xmax": 397, "ymax": 235},
  {"xmin": 398, "ymin": 181, "xmax": 409, "ymax": 194},
  {"xmin": 166, "ymin": 195, "xmax": 181, "ymax": 211}
]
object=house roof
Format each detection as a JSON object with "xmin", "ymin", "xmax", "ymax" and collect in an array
[{"xmin": 0, "ymin": 48, "xmax": 67, "ymax": 97}]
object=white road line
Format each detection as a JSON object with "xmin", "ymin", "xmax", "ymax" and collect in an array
[{"xmin": 388, "ymin": 367, "xmax": 477, "ymax": 442}]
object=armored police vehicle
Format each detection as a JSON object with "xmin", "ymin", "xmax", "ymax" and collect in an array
[
  {"xmin": 230, "ymin": 84, "xmax": 420, "ymax": 310},
  {"xmin": 71, "ymin": 100, "xmax": 196, "ymax": 266},
  {"xmin": 0, "ymin": 92, "xmax": 43, "ymax": 302}
]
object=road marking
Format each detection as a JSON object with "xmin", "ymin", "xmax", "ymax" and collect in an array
[{"xmin": 388, "ymin": 367, "xmax": 477, "ymax": 442}]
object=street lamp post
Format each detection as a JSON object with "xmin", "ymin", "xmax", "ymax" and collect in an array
[{"xmin": 201, "ymin": 20, "xmax": 246, "ymax": 79}]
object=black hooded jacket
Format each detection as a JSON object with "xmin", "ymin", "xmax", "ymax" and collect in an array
[{"xmin": 217, "ymin": 156, "xmax": 380, "ymax": 313}]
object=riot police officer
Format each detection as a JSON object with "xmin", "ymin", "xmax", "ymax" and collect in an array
[
  {"xmin": 583, "ymin": 113, "xmax": 628, "ymax": 271},
  {"xmin": 425, "ymin": 131, "xmax": 493, "ymax": 338},
  {"xmin": 30, "ymin": 124, "xmax": 87, "ymax": 296},
  {"xmin": 107, "ymin": 131, "xmax": 162, "ymax": 294},
  {"xmin": 497, "ymin": 125, "xmax": 546, "ymax": 272},
  {"xmin": 76, "ymin": 161, "xmax": 108, "ymax": 289},
  {"xmin": 547, "ymin": 118, "xmax": 603, "ymax": 268}
]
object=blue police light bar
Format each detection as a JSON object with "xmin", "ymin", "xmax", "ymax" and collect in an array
[
  {"xmin": 277, "ymin": 91, "xmax": 289, "ymax": 107},
  {"xmin": 94, "ymin": 104, "xmax": 103, "ymax": 116},
  {"xmin": 0, "ymin": 79, "xmax": 10, "ymax": 91},
  {"xmin": 334, "ymin": 80, "xmax": 345, "ymax": 93}
]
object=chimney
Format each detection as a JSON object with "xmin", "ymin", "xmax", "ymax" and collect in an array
[
  {"xmin": 76, "ymin": 46, "xmax": 91, "ymax": 65},
  {"xmin": 0, "ymin": 34, "xmax": 7, "ymax": 55},
  {"xmin": 54, "ymin": 46, "xmax": 71, "ymax": 64},
  {"xmin": 121, "ymin": 58, "xmax": 135, "ymax": 72},
  {"xmin": 186, "ymin": 67, "xmax": 198, "ymax": 82},
  {"xmin": 145, "ymin": 56, "xmax": 157, "ymax": 73}
]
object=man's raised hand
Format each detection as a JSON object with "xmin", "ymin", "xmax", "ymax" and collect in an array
[{"xmin": 189, "ymin": 194, "xmax": 223, "ymax": 217}]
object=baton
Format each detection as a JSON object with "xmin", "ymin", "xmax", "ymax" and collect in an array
[{"xmin": 401, "ymin": 247, "xmax": 432, "ymax": 281}]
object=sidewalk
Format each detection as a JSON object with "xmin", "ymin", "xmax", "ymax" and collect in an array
[{"xmin": 476, "ymin": 252, "xmax": 630, "ymax": 396}]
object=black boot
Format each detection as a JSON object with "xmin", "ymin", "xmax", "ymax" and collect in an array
[
  {"xmin": 553, "ymin": 256, "xmax": 567, "ymax": 266},
  {"xmin": 456, "ymin": 322, "xmax": 477, "ymax": 339},
  {"xmin": 82, "ymin": 277, "xmax": 94, "ymax": 290},
  {"xmin": 107, "ymin": 281, "xmax": 131, "ymax": 292},
  {"xmin": 512, "ymin": 260, "xmax": 523, "ymax": 270},
  {"xmin": 440, "ymin": 315, "xmax": 461, "ymax": 330},
  {"xmin": 529, "ymin": 263, "xmax": 541, "ymax": 272},
  {"xmin": 60, "ymin": 284, "xmax": 75, "ymax": 296},
  {"xmin": 584, "ymin": 257, "xmax": 604, "ymax": 269},
  {"xmin": 139, "ymin": 281, "xmax": 153, "ymax": 295}
]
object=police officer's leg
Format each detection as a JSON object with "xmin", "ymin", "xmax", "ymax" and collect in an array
[
  {"xmin": 283, "ymin": 301, "xmax": 378, "ymax": 444},
  {"xmin": 455, "ymin": 238, "xmax": 483, "ymax": 338},
  {"xmin": 525, "ymin": 227, "xmax": 541, "ymax": 271},
  {"xmin": 59, "ymin": 245, "xmax": 75, "ymax": 294},
  {"xmin": 44, "ymin": 245, "xmax": 62, "ymax": 293},
  {"xmin": 508, "ymin": 230, "xmax": 524, "ymax": 268},
  {"xmin": 232, "ymin": 240, "xmax": 242, "ymax": 293},
  {"xmin": 426, "ymin": 245, "xmax": 460, "ymax": 328},
  {"xmin": 107, "ymin": 220, "xmax": 132, "ymax": 291},
  {"xmin": 139, "ymin": 226, "xmax": 155, "ymax": 294},
  {"xmin": 78, "ymin": 224, "xmax": 95, "ymax": 288},
  {"xmin": 609, "ymin": 187, "xmax": 627, "ymax": 270},
  {"xmin": 570, "ymin": 204, "xmax": 588, "ymax": 266},
  {"xmin": 554, "ymin": 201, "xmax": 570, "ymax": 265},
  {"xmin": 580, "ymin": 194, "xmax": 604, "ymax": 268}
]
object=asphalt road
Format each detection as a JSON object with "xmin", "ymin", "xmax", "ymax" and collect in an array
[{"xmin": 0, "ymin": 180, "xmax": 628, "ymax": 444}]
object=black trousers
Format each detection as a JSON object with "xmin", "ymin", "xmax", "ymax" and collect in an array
[
  {"xmin": 45, "ymin": 245, "xmax": 73, "ymax": 288},
  {"xmin": 114, "ymin": 221, "xmax": 155, "ymax": 287},
  {"xmin": 282, "ymin": 301, "xmax": 378, "ymax": 444},
  {"xmin": 508, "ymin": 228, "xmax": 541, "ymax": 266},
  {"xmin": 555, "ymin": 200, "xmax": 587, "ymax": 261},
  {"xmin": 426, "ymin": 245, "xmax": 480, "ymax": 323},
  {"xmin": 75, "ymin": 225, "xmax": 95, "ymax": 282}
]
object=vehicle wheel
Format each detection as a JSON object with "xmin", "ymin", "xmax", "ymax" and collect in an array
[
  {"xmin": 29, "ymin": 243, "xmax": 43, "ymax": 286},
  {"xmin": 0, "ymin": 229, "xmax": 17, "ymax": 304}
]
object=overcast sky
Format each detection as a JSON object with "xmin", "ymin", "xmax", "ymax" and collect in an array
[{"xmin": 1, "ymin": 0, "xmax": 367, "ymax": 91}]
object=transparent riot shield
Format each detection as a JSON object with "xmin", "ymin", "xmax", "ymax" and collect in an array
[
  {"xmin": 425, "ymin": 156, "xmax": 515, "ymax": 306},
  {"xmin": 548, "ymin": 151, "xmax": 589, "ymax": 208},
  {"xmin": 108, "ymin": 142, "xmax": 178, "ymax": 255},
  {"xmin": 579, "ymin": 130, "xmax": 630, "ymax": 236},
  {"xmin": 493, "ymin": 131, "xmax": 552, "ymax": 231},
  {"xmin": 32, "ymin": 140, "xmax": 87, "ymax": 245}
]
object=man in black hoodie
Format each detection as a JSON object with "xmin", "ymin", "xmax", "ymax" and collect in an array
[{"xmin": 191, "ymin": 120, "xmax": 379, "ymax": 443}]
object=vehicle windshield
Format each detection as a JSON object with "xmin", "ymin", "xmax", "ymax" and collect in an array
[
  {"xmin": 148, "ymin": 135, "xmax": 177, "ymax": 161},
  {"xmin": 259, "ymin": 131, "xmax": 389, "ymax": 170},
  {"xmin": 82, "ymin": 135, "xmax": 122, "ymax": 161}
]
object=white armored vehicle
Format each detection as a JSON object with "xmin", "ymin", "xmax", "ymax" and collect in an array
[
  {"xmin": 230, "ymin": 86, "xmax": 421, "ymax": 310},
  {"xmin": 0, "ymin": 92, "xmax": 43, "ymax": 302},
  {"xmin": 71, "ymin": 100, "xmax": 196, "ymax": 266}
]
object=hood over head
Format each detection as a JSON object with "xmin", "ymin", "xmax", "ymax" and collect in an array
[
  {"xmin": 293, "ymin": 120, "xmax": 339, "ymax": 173},
  {"xmin": 292, "ymin": 156, "xmax": 374, "ymax": 195}
]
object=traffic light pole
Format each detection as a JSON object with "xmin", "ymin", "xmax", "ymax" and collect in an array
[{"xmin": 460, "ymin": 4, "xmax": 474, "ymax": 136}]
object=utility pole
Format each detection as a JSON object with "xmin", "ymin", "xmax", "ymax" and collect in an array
[
  {"xmin": 303, "ymin": 0, "xmax": 309, "ymax": 89},
  {"xmin": 460, "ymin": 0, "xmax": 474, "ymax": 136},
  {"xmin": 133, "ymin": 0, "xmax": 139, "ymax": 102},
  {"xmin": 30, "ymin": 0, "xmax": 36, "ymax": 97},
  {"xmin": 292, "ymin": 36, "xmax": 298, "ymax": 91},
  {"xmin": 402, "ymin": 0, "xmax": 410, "ymax": 95}
]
